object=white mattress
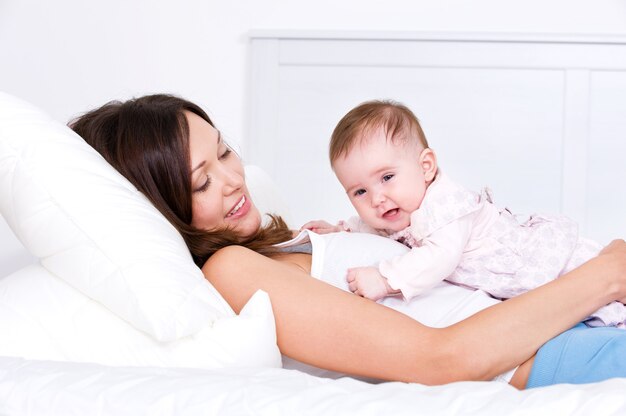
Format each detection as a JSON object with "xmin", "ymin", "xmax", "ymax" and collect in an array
[{"xmin": 2, "ymin": 356, "xmax": 626, "ymax": 415}]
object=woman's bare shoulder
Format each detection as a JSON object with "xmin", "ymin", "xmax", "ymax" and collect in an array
[
  {"xmin": 201, "ymin": 245, "xmax": 259, "ymax": 269},
  {"xmin": 201, "ymin": 246, "xmax": 312, "ymax": 275}
]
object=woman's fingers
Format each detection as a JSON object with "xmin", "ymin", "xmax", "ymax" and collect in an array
[
  {"xmin": 600, "ymin": 239, "xmax": 626, "ymax": 256},
  {"xmin": 593, "ymin": 239, "xmax": 626, "ymax": 303}
]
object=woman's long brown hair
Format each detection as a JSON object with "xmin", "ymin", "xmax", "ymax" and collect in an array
[{"xmin": 70, "ymin": 94, "xmax": 293, "ymax": 267}]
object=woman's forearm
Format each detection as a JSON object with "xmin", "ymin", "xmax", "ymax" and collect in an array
[{"xmin": 443, "ymin": 248, "xmax": 625, "ymax": 381}]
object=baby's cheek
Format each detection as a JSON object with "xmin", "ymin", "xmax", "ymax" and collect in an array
[{"xmin": 353, "ymin": 202, "xmax": 371, "ymax": 217}]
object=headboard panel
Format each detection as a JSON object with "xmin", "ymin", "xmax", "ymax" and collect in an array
[{"xmin": 247, "ymin": 31, "xmax": 626, "ymax": 243}]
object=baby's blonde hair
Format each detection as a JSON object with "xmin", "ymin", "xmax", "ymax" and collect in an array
[{"xmin": 329, "ymin": 99, "xmax": 429, "ymax": 165}]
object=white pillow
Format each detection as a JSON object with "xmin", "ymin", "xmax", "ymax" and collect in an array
[
  {"xmin": 245, "ymin": 165, "xmax": 294, "ymax": 227},
  {"xmin": 307, "ymin": 231, "xmax": 501, "ymax": 328},
  {"xmin": 0, "ymin": 264, "xmax": 281, "ymax": 369},
  {"xmin": 0, "ymin": 91, "xmax": 230, "ymax": 342}
]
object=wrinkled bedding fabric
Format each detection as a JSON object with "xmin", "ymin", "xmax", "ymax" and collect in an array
[{"xmin": 1, "ymin": 357, "xmax": 626, "ymax": 415}]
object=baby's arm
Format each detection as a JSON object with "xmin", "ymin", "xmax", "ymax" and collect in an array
[
  {"xmin": 381, "ymin": 215, "xmax": 474, "ymax": 300},
  {"xmin": 300, "ymin": 216, "xmax": 380, "ymax": 235},
  {"xmin": 300, "ymin": 220, "xmax": 343, "ymax": 234},
  {"xmin": 345, "ymin": 217, "xmax": 473, "ymax": 302}
]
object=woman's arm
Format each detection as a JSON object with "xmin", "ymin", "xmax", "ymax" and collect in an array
[
  {"xmin": 202, "ymin": 240, "xmax": 626, "ymax": 385},
  {"xmin": 446, "ymin": 239, "xmax": 626, "ymax": 382}
]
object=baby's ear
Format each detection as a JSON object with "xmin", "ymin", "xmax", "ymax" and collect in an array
[{"xmin": 419, "ymin": 148, "xmax": 438, "ymax": 182}]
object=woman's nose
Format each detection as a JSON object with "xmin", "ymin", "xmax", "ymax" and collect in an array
[{"xmin": 221, "ymin": 167, "xmax": 244, "ymax": 195}]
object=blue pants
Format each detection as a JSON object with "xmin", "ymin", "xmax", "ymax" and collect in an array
[{"xmin": 527, "ymin": 323, "xmax": 626, "ymax": 388}]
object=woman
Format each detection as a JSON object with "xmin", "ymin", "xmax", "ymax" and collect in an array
[{"xmin": 70, "ymin": 94, "xmax": 626, "ymax": 389}]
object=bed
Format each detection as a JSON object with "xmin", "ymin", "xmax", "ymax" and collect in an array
[{"xmin": 1, "ymin": 31, "xmax": 626, "ymax": 415}]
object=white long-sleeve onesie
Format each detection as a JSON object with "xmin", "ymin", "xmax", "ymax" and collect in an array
[{"xmin": 342, "ymin": 173, "xmax": 625, "ymax": 327}]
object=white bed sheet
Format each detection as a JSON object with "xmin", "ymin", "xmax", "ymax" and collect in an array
[
  {"xmin": 2, "ymin": 356, "xmax": 626, "ymax": 415},
  {"xmin": 3, "ymin": 230, "xmax": 624, "ymax": 415}
]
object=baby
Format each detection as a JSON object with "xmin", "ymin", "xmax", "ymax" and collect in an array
[{"xmin": 302, "ymin": 99, "xmax": 625, "ymax": 328}]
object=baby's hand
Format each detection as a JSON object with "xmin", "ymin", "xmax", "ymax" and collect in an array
[
  {"xmin": 300, "ymin": 220, "xmax": 342, "ymax": 234},
  {"xmin": 346, "ymin": 266, "xmax": 399, "ymax": 301}
]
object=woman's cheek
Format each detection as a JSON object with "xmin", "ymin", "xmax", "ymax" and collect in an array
[{"xmin": 191, "ymin": 199, "xmax": 221, "ymax": 230}]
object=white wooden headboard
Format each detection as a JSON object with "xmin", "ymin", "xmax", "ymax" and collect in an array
[{"xmin": 247, "ymin": 31, "xmax": 626, "ymax": 244}]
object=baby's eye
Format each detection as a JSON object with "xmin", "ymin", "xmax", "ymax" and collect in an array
[
  {"xmin": 382, "ymin": 174, "xmax": 394, "ymax": 182},
  {"xmin": 353, "ymin": 189, "xmax": 366, "ymax": 197}
]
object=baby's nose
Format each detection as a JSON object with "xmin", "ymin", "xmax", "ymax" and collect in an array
[{"xmin": 371, "ymin": 191, "xmax": 386, "ymax": 206}]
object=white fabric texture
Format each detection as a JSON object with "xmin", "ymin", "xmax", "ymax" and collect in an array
[
  {"xmin": 0, "ymin": 265, "xmax": 280, "ymax": 369},
  {"xmin": 2, "ymin": 357, "xmax": 626, "ymax": 415}
]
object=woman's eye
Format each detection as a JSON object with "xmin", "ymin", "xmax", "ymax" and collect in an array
[
  {"xmin": 194, "ymin": 175, "xmax": 211, "ymax": 193},
  {"xmin": 353, "ymin": 189, "xmax": 366, "ymax": 197},
  {"xmin": 382, "ymin": 174, "xmax": 394, "ymax": 182},
  {"xmin": 219, "ymin": 148, "xmax": 232, "ymax": 160}
]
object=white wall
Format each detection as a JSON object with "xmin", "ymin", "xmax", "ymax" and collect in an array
[
  {"xmin": 1, "ymin": 0, "xmax": 625, "ymax": 147},
  {"xmin": 1, "ymin": 0, "xmax": 625, "ymax": 276}
]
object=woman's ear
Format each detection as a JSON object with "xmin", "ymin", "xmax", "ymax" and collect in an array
[{"xmin": 419, "ymin": 148, "xmax": 438, "ymax": 182}]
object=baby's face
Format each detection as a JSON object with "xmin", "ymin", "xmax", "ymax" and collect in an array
[{"xmin": 333, "ymin": 128, "xmax": 436, "ymax": 234}]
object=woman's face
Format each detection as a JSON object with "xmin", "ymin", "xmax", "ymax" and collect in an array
[{"xmin": 187, "ymin": 111, "xmax": 261, "ymax": 237}]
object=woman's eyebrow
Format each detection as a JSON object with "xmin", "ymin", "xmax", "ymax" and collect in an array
[
  {"xmin": 191, "ymin": 129, "xmax": 222, "ymax": 173},
  {"xmin": 191, "ymin": 161, "xmax": 205, "ymax": 173}
]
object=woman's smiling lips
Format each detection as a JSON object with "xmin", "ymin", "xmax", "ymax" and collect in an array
[{"xmin": 226, "ymin": 195, "xmax": 251, "ymax": 219}]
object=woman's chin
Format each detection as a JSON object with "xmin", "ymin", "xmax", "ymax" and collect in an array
[{"xmin": 236, "ymin": 209, "xmax": 262, "ymax": 238}]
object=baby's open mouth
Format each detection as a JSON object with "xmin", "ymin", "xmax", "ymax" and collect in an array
[{"xmin": 383, "ymin": 208, "xmax": 399, "ymax": 218}]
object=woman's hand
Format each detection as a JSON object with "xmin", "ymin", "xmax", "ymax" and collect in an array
[
  {"xmin": 599, "ymin": 238, "xmax": 626, "ymax": 257},
  {"xmin": 598, "ymin": 239, "xmax": 626, "ymax": 303}
]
